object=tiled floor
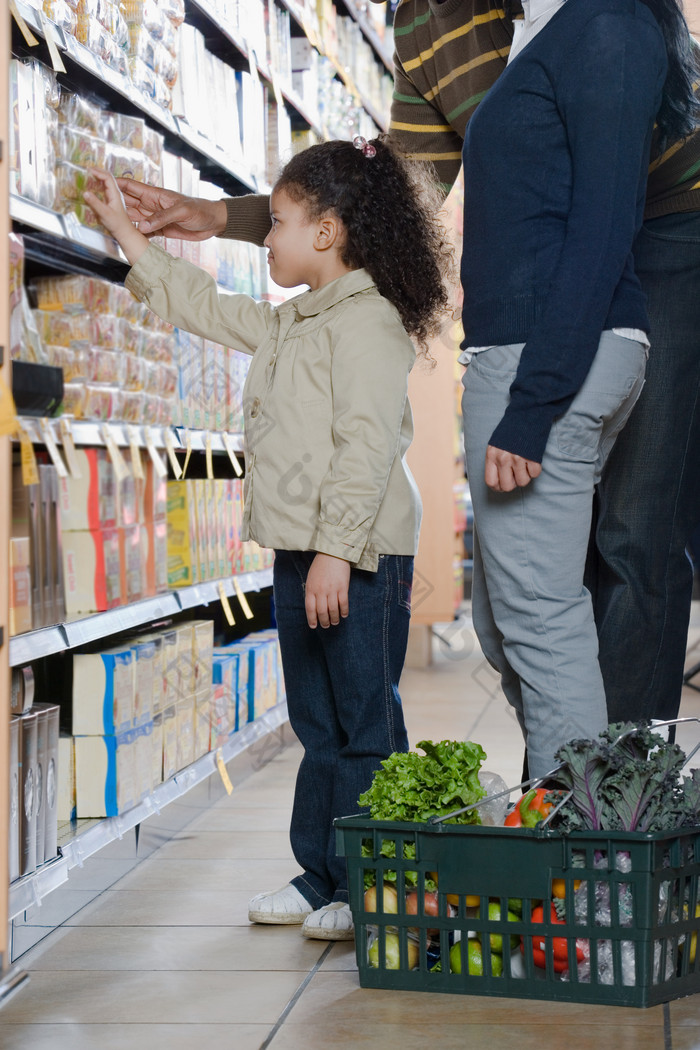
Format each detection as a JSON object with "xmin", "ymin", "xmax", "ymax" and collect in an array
[{"xmin": 3, "ymin": 607, "xmax": 700, "ymax": 1048}]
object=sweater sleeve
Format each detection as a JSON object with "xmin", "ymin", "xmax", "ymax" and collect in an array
[
  {"xmin": 126, "ymin": 243, "xmax": 275, "ymax": 354},
  {"xmin": 221, "ymin": 194, "xmax": 271, "ymax": 245},
  {"xmin": 389, "ymin": 54, "xmax": 463, "ymax": 197},
  {"xmin": 489, "ymin": 13, "xmax": 666, "ymax": 462}
]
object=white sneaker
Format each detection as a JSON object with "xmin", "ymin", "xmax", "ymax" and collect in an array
[
  {"xmin": 248, "ymin": 884, "xmax": 314, "ymax": 924},
  {"xmin": 302, "ymin": 901, "xmax": 355, "ymax": 941}
]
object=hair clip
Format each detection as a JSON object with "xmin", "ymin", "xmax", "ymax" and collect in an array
[{"xmin": 352, "ymin": 135, "xmax": 377, "ymax": 158}]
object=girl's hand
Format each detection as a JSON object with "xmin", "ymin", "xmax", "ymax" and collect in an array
[
  {"xmin": 305, "ymin": 553, "xmax": 351, "ymax": 629},
  {"xmin": 83, "ymin": 170, "xmax": 149, "ymax": 265},
  {"xmin": 485, "ymin": 444, "xmax": 542, "ymax": 492}
]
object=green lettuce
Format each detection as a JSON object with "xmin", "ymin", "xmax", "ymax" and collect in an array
[{"xmin": 358, "ymin": 739, "xmax": 487, "ymax": 824}]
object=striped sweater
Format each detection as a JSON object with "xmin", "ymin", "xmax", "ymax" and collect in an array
[
  {"xmin": 389, "ymin": 0, "xmax": 700, "ymax": 217},
  {"xmin": 223, "ymin": 0, "xmax": 700, "ymax": 241}
]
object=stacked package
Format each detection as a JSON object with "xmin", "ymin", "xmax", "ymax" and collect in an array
[
  {"xmin": 166, "ymin": 478, "xmax": 273, "ymax": 590},
  {"xmin": 70, "ymin": 617, "xmax": 214, "ymax": 817},
  {"xmin": 12, "ymin": 460, "xmax": 65, "ymax": 632},
  {"xmin": 211, "ymin": 629, "xmax": 286, "ymax": 747},
  {"xmin": 9, "ymin": 693, "xmax": 61, "ymax": 883},
  {"xmin": 30, "ymin": 272, "xmax": 176, "ymax": 427},
  {"xmin": 58, "ymin": 445, "xmax": 169, "ymax": 616},
  {"xmin": 39, "ymin": 0, "xmax": 185, "ymax": 111}
]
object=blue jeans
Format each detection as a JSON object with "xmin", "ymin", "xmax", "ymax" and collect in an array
[
  {"xmin": 587, "ymin": 210, "xmax": 700, "ymax": 723},
  {"xmin": 273, "ymin": 550, "xmax": 412, "ymax": 908}
]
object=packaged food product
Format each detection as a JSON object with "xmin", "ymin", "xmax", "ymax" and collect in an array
[
  {"xmin": 58, "ymin": 125, "xmax": 106, "ymax": 167},
  {"xmin": 45, "ymin": 344, "xmax": 86, "ymax": 381},
  {"xmin": 83, "ymin": 346, "xmax": 126, "ymax": 385},
  {"xmin": 33, "ymin": 309, "xmax": 91, "ymax": 346},
  {"xmin": 117, "ymin": 318, "xmax": 147, "ymax": 355},
  {"xmin": 106, "ymin": 145, "xmax": 145, "ymax": 182},
  {"xmin": 142, "ymin": 124, "xmax": 164, "ymax": 164},
  {"xmin": 82, "ymin": 384, "xmax": 124, "ymax": 421},
  {"xmin": 60, "ymin": 382, "xmax": 86, "ymax": 417},
  {"xmin": 124, "ymin": 354, "xmax": 146, "ymax": 390},
  {"xmin": 57, "ymin": 90, "xmax": 102, "ymax": 132},
  {"xmin": 122, "ymin": 0, "xmax": 166, "ymax": 36},
  {"xmin": 54, "ymin": 161, "xmax": 104, "ymax": 208},
  {"xmin": 113, "ymin": 112, "xmax": 145, "ymax": 150},
  {"xmin": 121, "ymin": 389, "xmax": 146, "ymax": 422},
  {"xmin": 43, "ymin": 0, "xmax": 78, "ymax": 36},
  {"xmin": 72, "ymin": 200, "xmax": 104, "ymax": 229}
]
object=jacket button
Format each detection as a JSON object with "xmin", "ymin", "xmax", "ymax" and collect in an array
[{"xmin": 250, "ymin": 397, "xmax": 261, "ymax": 418}]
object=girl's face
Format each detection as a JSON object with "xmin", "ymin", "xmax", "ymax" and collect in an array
[{"xmin": 264, "ymin": 188, "xmax": 325, "ymax": 290}]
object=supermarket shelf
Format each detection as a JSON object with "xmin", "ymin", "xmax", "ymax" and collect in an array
[
  {"xmin": 16, "ymin": 417, "xmax": 245, "ymax": 455},
  {"xmin": 339, "ymin": 0, "xmax": 393, "ymax": 72},
  {"xmin": 10, "ymin": 195, "xmax": 125, "ymax": 263},
  {"xmin": 9, "ymin": 568, "xmax": 274, "ymax": 666},
  {"xmin": 8, "ymin": 698, "xmax": 289, "ymax": 922}
]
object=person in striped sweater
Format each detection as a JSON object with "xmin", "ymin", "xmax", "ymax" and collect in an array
[{"xmin": 118, "ymin": 0, "xmax": 700, "ymax": 734}]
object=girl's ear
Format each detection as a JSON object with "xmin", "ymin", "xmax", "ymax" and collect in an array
[{"xmin": 314, "ymin": 215, "xmax": 343, "ymax": 252}]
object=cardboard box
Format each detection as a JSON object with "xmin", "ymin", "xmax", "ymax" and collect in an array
[
  {"xmin": 72, "ymin": 647, "xmax": 134, "ymax": 735},
  {"xmin": 133, "ymin": 721, "xmax": 154, "ymax": 801},
  {"xmin": 74, "ymin": 729, "xmax": 138, "ymax": 818},
  {"xmin": 152, "ymin": 713, "xmax": 164, "ymax": 787},
  {"xmin": 175, "ymin": 622, "xmax": 195, "ymax": 699},
  {"xmin": 10, "ymin": 536, "xmax": 32, "ymax": 635},
  {"xmin": 190, "ymin": 619, "xmax": 215, "ymax": 697},
  {"xmin": 131, "ymin": 638, "xmax": 157, "ymax": 727},
  {"xmin": 58, "ymin": 447, "xmax": 116, "ymax": 531},
  {"xmin": 175, "ymin": 697, "xmax": 195, "ymax": 772},
  {"xmin": 136, "ymin": 632, "xmax": 165, "ymax": 715},
  {"xmin": 36, "ymin": 702, "xmax": 60, "ymax": 864},
  {"xmin": 142, "ymin": 517, "xmax": 168, "ymax": 597},
  {"xmin": 166, "ymin": 480, "xmax": 196, "ymax": 587},
  {"xmin": 9, "ymin": 717, "xmax": 20, "ymax": 883},
  {"xmin": 119, "ymin": 523, "xmax": 144, "ymax": 604},
  {"xmin": 62, "ymin": 528, "xmax": 122, "ymax": 616},
  {"xmin": 57, "ymin": 732, "xmax": 75, "ymax": 822},
  {"xmin": 19, "ymin": 710, "xmax": 38, "ymax": 877},
  {"xmin": 161, "ymin": 704, "xmax": 178, "ymax": 781},
  {"xmin": 34, "ymin": 706, "xmax": 47, "ymax": 866},
  {"xmin": 194, "ymin": 690, "xmax": 211, "ymax": 760}
]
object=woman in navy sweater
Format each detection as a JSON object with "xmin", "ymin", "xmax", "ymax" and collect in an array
[{"xmin": 460, "ymin": 0, "xmax": 697, "ymax": 779}]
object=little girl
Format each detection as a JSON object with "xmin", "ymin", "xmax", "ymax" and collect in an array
[{"xmin": 85, "ymin": 137, "xmax": 449, "ymax": 941}]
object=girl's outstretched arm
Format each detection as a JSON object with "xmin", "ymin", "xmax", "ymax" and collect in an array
[{"xmin": 83, "ymin": 170, "xmax": 150, "ymax": 265}]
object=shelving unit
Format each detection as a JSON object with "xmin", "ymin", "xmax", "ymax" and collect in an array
[{"xmin": 5, "ymin": 0, "xmax": 395, "ymax": 979}]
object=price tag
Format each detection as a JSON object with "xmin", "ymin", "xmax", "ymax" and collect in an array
[
  {"xmin": 218, "ymin": 580, "xmax": 236, "ymax": 626},
  {"xmin": 9, "ymin": 0, "xmax": 39, "ymax": 45},
  {"xmin": 222, "ymin": 432, "xmax": 243, "ymax": 477},
  {"xmin": 205, "ymin": 431, "xmax": 214, "ymax": 480},
  {"xmin": 40, "ymin": 418, "xmax": 68, "ymax": 478},
  {"xmin": 18, "ymin": 424, "xmax": 39, "ymax": 486},
  {"xmin": 216, "ymin": 748, "xmax": 234, "ymax": 795},
  {"xmin": 271, "ymin": 75, "xmax": 285, "ymax": 110},
  {"xmin": 128, "ymin": 425, "xmax": 145, "ymax": 480},
  {"xmin": 39, "ymin": 11, "xmax": 67, "ymax": 73},
  {"xmin": 182, "ymin": 429, "xmax": 193, "ymax": 478},
  {"xmin": 164, "ymin": 428, "xmax": 182, "ymax": 479},
  {"xmin": 247, "ymin": 44, "xmax": 261, "ymax": 85},
  {"xmin": 101, "ymin": 423, "xmax": 130, "ymax": 482},
  {"xmin": 145, "ymin": 427, "xmax": 168, "ymax": 479},
  {"xmin": 234, "ymin": 577, "xmax": 255, "ymax": 620},
  {"xmin": 59, "ymin": 418, "xmax": 82, "ymax": 479}
]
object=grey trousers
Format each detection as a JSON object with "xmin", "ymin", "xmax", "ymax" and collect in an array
[{"xmin": 462, "ymin": 332, "xmax": 647, "ymax": 779}]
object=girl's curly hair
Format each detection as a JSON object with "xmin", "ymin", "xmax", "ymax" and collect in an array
[{"xmin": 274, "ymin": 137, "xmax": 452, "ymax": 353}]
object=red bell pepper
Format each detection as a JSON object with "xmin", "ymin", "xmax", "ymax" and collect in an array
[
  {"xmin": 504, "ymin": 788, "xmax": 554, "ymax": 828},
  {"xmin": 521, "ymin": 903, "xmax": 586, "ymax": 973}
]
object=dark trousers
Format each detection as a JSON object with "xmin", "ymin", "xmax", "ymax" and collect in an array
[
  {"xmin": 587, "ymin": 210, "xmax": 700, "ymax": 723},
  {"xmin": 273, "ymin": 550, "xmax": 412, "ymax": 908}
]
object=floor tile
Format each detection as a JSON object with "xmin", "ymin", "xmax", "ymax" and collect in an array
[
  {"xmin": 0, "ymin": 970, "xmax": 303, "ymax": 1025},
  {"xmin": 28, "ymin": 922, "xmax": 326, "ymax": 972},
  {"xmin": 0, "ymin": 1024, "xmax": 271, "ymax": 1050},
  {"xmin": 151, "ymin": 829, "xmax": 296, "ymax": 861}
]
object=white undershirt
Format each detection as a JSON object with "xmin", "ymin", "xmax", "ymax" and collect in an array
[{"xmin": 459, "ymin": 0, "xmax": 650, "ymax": 364}]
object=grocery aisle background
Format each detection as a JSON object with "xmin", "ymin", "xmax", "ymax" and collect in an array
[{"xmin": 2, "ymin": 604, "xmax": 700, "ymax": 1049}]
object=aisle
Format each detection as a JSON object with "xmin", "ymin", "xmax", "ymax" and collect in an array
[{"xmin": 2, "ymin": 609, "xmax": 700, "ymax": 1049}]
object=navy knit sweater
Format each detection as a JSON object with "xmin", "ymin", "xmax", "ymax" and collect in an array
[{"xmin": 460, "ymin": 0, "xmax": 667, "ymax": 463}]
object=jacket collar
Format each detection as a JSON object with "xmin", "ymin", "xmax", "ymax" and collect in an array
[{"xmin": 287, "ymin": 268, "xmax": 376, "ymax": 319}]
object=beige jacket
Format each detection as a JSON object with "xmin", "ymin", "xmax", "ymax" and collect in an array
[{"xmin": 126, "ymin": 245, "xmax": 421, "ymax": 570}]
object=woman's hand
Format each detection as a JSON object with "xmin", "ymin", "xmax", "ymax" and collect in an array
[
  {"xmin": 305, "ymin": 554, "xmax": 351, "ymax": 629},
  {"xmin": 115, "ymin": 179, "xmax": 228, "ymax": 240},
  {"xmin": 485, "ymin": 444, "xmax": 542, "ymax": 492},
  {"xmin": 84, "ymin": 170, "xmax": 149, "ymax": 265}
]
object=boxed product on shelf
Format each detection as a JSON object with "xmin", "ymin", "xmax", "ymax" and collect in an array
[
  {"xmin": 119, "ymin": 522, "xmax": 145, "ymax": 604},
  {"xmin": 34, "ymin": 704, "xmax": 47, "ymax": 866},
  {"xmin": 151, "ymin": 712, "xmax": 164, "ymax": 787},
  {"xmin": 10, "ymin": 666, "xmax": 35, "ymax": 717},
  {"xmin": 165, "ymin": 480, "xmax": 197, "ymax": 587},
  {"xmin": 212, "ymin": 648, "xmax": 241, "ymax": 735},
  {"xmin": 210, "ymin": 681, "xmax": 229, "ymax": 748},
  {"xmin": 194, "ymin": 689, "xmax": 211, "ymax": 760},
  {"xmin": 33, "ymin": 702, "xmax": 60, "ymax": 865},
  {"xmin": 58, "ymin": 447, "xmax": 117, "ymax": 531},
  {"xmin": 72, "ymin": 646, "xmax": 135, "ymax": 735},
  {"xmin": 57, "ymin": 731, "xmax": 76, "ymax": 822},
  {"xmin": 175, "ymin": 696, "xmax": 195, "ymax": 771},
  {"xmin": 174, "ymin": 621, "xmax": 194, "ymax": 698},
  {"xmin": 10, "ymin": 537, "xmax": 32, "ymax": 636},
  {"xmin": 74, "ymin": 727, "xmax": 138, "ymax": 817},
  {"xmin": 8, "ymin": 717, "xmax": 20, "ymax": 883},
  {"xmin": 62, "ymin": 526, "xmax": 122, "ymax": 616},
  {"xmin": 161, "ymin": 703, "xmax": 178, "ymax": 780},
  {"xmin": 133, "ymin": 720, "xmax": 155, "ymax": 800},
  {"xmin": 131, "ymin": 636, "xmax": 157, "ymax": 727},
  {"xmin": 19, "ymin": 709, "xmax": 39, "ymax": 877},
  {"xmin": 136, "ymin": 631, "xmax": 165, "ymax": 715},
  {"xmin": 40, "ymin": 463, "xmax": 65, "ymax": 626},
  {"xmin": 190, "ymin": 618, "xmax": 214, "ymax": 697}
]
